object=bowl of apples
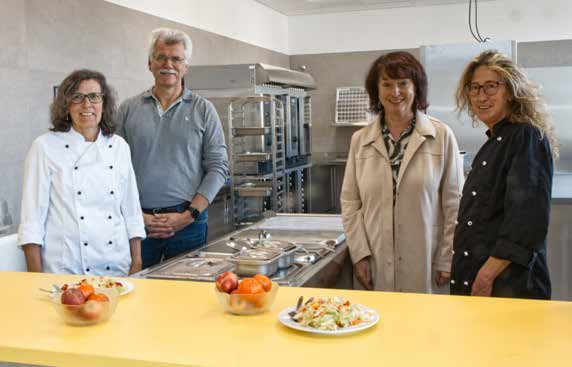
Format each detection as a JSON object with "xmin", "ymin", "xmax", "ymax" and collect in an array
[
  {"xmin": 215, "ymin": 272, "xmax": 278, "ymax": 315},
  {"xmin": 51, "ymin": 285, "xmax": 118, "ymax": 326}
]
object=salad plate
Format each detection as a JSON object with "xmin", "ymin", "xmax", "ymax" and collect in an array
[
  {"xmin": 117, "ymin": 280, "xmax": 134, "ymax": 296},
  {"xmin": 278, "ymin": 304, "xmax": 379, "ymax": 335},
  {"xmin": 52, "ymin": 277, "xmax": 135, "ymax": 297}
]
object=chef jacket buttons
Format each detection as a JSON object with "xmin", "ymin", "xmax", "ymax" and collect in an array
[
  {"xmin": 109, "ymin": 165, "xmax": 113, "ymax": 169},
  {"xmin": 77, "ymin": 191, "xmax": 82, "ymax": 195},
  {"xmin": 463, "ymin": 281, "xmax": 469, "ymax": 286},
  {"xmin": 452, "ymin": 250, "xmax": 455, "ymax": 255},
  {"xmin": 471, "ymin": 191, "xmax": 477, "ymax": 196},
  {"xmin": 80, "ymin": 216, "xmax": 85, "ymax": 220},
  {"xmin": 74, "ymin": 166, "xmax": 78, "ymax": 170},
  {"xmin": 467, "ymin": 220, "xmax": 473, "ymax": 226},
  {"xmin": 65, "ymin": 144, "xmax": 69, "ymax": 148},
  {"xmin": 84, "ymin": 242, "xmax": 88, "ymax": 247},
  {"xmin": 106, "ymin": 266, "xmax": 110, "ymax": 271},
  {"xmin": 454, "ymin": 220, "xmax": 459, "ymax": 225},
  {"xmin": 463, "ymin": 251, "xmax": 469, "ymax": 256},
  {"xmin": 108, "ymin": 240, "xmax": 113, "ymax": 245},
  {"xmin": 108, "ymin": 215, "xmax": 112, "ymax": 219},
  {"xmin": 482, "ymin": 161, "xmax": 487, "ymax": 166},
  {"xmin": 110, "ymin": 190, "xmax": 114, "ymax": 195},
  {"xmin": 86, "ymin": 268, "xmax": 90, "ymax": 272},
  {"xmin": 108, "ymin": 144, "xmax": 112, "ymax": 148},
  {"xmin": 450, "ymin": 279, "xmax": 456, "ymax": 285},
  {"xmin": 497, "ymin": 136, "xmax": 502, "ymax": 141}
]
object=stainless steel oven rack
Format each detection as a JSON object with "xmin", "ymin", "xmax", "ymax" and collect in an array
[{"xmin": 228, "ymin": 96, "xmax": 286, "ymax": 226}]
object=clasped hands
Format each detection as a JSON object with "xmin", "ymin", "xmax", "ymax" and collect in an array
[{"xmin": 144, "ymin": 211, "xmax": 193, "ymax": 239}]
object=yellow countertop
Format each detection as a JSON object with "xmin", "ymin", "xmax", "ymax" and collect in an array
[{"xmin": 0, "ymin": 271, "xmax": 571, "ymax": 367}]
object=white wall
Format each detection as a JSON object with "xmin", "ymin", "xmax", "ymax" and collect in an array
[
  {"xmin": 288, "ymin": 0, "xmax": 572, "ymax": 54},
  {"xmin": 104, "ymin": 0, "xmax": 289, "ymax": 54}
]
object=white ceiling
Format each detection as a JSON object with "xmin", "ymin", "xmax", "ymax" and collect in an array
[{"xmin": 254, "ymin": 0, "xmax": 493, "ymax": 16}]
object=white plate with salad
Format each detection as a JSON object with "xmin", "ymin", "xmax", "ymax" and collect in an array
[
  {"xmin": 278, "ymin": 296, "xmax": 379, "ymax": 335},
  {"xmin": 58, "ymin": 277, "xmax": 134, "ymax": 297}
]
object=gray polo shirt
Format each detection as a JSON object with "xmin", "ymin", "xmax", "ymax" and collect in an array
[{"xmin": 117, "ymin": 88, "xmax": 228, "ymax": 208}]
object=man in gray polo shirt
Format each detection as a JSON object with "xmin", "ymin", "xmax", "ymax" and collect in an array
[{"xmin": 117, "ymin": 28, "xmax": 228, "ymax": 268}]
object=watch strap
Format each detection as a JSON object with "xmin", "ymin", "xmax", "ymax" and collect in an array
[{"xmin": 187, "ymin": 206, "xmax": 201, "ymax": 220}]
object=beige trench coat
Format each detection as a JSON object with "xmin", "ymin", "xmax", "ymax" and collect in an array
[{"xmin": 340, "ymin": 112, "xmax": 464, "ymax": 293}]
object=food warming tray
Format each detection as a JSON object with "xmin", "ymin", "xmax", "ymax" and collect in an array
[
  {"xmin": 230, "ymin": 249, "xmax": 282, "ymax": 276},
  {"xmin": 145, "ymin": 257, "xmax": 234, "ymax": 281},
  {"xmin": 251, "ymin": 240, "xmax": 298, "ymax": 269}
]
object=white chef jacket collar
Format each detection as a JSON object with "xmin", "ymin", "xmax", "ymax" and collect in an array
[{"xmin": 66, "ymin": 127, "xmax": 109, "ymax": 147}]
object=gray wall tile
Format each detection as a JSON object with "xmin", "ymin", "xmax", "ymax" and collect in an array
[
  {"xmin": 0, "ymin": 0, "xmax": 27, "ymax": 69},
  {"xmin": 0, "ymin": 0, "xmax": 289, "ymax": 226}
]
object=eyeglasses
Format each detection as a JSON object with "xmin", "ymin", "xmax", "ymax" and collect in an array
[
  {"xmin": 69, "ymin": 93, "xmax": 105, "ymax": 104},
  {"xmin": 467, "ymin": 81, "xmax": 505, "ymax": 96},
  {"xmin": 152, "ymin": 54, "xmax": 186, "ymax": 65}
]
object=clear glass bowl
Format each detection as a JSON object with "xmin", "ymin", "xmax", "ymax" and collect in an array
[
  {"xmin": 51, "ymin": 287, "xmax": 118, "ymax": 326},
  {"xmin": 215, "ymin": 282, "xmax": 279, "ymax": 315}
]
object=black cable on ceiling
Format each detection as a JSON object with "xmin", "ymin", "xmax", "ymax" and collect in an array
[
  {"xmin": 468, "ymin": 0, "xmax": 490, "ymax": 43},
  {"xmin": 474, "ymin": 0, "xmax": 491, "ymax": 42}
]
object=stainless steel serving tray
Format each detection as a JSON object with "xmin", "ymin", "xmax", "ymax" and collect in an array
[
  {"xmin": 230, "ymin": 249, "xmax": 281, "ymax": 276},
  {"xmin": 235, "ymin": 187, "xmax": 272, "ymax": 197},
  {"xmin": 236, "ymin": 228, "xmax": 345, "ymax": 247},
  {"xmin": 232, "ymin": 127, "xmax": 271, "ymax": 136},
  {"xmin": 234, "ymin": 152, "xmax": 272, "ymax": 162},
  {"xmin": 251, "ymin": 240, "xmax": 298, "ymax": 269},
  {"xmin": 145, "ymin": 257, "xmax": 234, "ymax": 281}
]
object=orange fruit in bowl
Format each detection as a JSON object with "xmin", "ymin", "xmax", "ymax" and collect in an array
[
  {"xmin": 253, "ymin": 274, "xmax": 272, "ymax": 292},
  {"xmin": 87, "ymin": 293, "xmax": 110, "ymax": 302},
  {"xmin": 78, "ymin": 283, "xmax": 94, "ymax": 299},
  {"xmin": 235, "ymin": 278, "xmax": 265, "ymax": 295}
]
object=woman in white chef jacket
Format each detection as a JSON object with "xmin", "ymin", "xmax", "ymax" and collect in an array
[{"xmin": 17, "ymin": 69, "xmax": 146, "ymax": 276}]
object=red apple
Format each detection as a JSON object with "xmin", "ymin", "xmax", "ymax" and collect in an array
[
  {"xmin": 78, "ymin": 300, "xmax": 105, "ymax": 321},
  {"xmin": 216, "ymin": 271, "xmax": 239, "ymax": 294},
  {"xmin": 61, "ymin": 288, "xmax": 86, "ymax": 305}
]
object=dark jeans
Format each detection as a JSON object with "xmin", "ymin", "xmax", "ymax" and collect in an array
[{"xmin": 141, "ymin": 209, "xmax": 208, "ymax": 269}]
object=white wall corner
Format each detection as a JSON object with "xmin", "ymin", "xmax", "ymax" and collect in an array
[{"xmin": 104, "ymin": 0, "xmax": 290, "ymax": 55}]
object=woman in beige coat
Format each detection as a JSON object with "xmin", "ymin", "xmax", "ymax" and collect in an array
[{"xmin": 341, "ymin": 51, "xmax": 464, "ymax": 293}]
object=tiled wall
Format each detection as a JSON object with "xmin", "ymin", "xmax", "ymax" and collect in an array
[
  {"xmin": 0, "ymin": 0, "xmax": 289, "ymax": 224},
  {"xmin": 290, "ymin": 48, "xmax": 418, "ymax": 162},
  {"xmin": 291, "ymin": 41, "xmax": 572, "ymax": 169}
]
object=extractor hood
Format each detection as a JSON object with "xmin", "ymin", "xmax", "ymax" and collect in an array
[{"xmin": 187, "ymin": 63, "xmax": 317, "ymax": 90}]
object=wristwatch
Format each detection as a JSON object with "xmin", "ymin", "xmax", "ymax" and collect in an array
[{"xmin": 187, "ymin": 206, "xmax": 201, "ymax": 220}]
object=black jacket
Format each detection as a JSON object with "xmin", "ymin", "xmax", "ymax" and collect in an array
[{"xmin": 450, "ymin": 119, "xmax": 553, "ymax": 299}]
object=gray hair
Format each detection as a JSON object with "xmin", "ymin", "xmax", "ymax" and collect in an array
[{"xmin": 148, "ymin": 28, "xmax": 193, "ymax": 65}]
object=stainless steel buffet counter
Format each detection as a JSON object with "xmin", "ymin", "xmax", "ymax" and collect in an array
[{"xmin": 134, "ymin": 214, "xmax": 350, "ymax": 288}]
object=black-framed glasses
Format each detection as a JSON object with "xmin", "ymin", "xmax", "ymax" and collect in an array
[
  {"xmin": 467, "ymin": 81, "xmax": 505, "ymax": 96},
  {"xmin": 152, "ymin": 54, "xmax": 186, "ymax": 65},
  {"xmin": 69, "ymin": 93, "xmax": 105, "ymax": 104}
]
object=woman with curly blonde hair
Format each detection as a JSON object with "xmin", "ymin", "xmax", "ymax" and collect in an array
[{"xmin": 450, "ymin": 50, "xmax": 555, "ymax": 299}]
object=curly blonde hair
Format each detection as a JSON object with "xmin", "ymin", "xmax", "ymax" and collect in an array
[{"xmin": 455, "ymin": 50, "xmax": 558, "ymax": 158}]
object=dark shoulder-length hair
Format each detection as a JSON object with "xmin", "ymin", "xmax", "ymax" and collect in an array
[
  {"xmin": 50, "ymin": 69, "xmax": 116, "ymax": 136},
  {"xmin": 365, "ymin": 51, "xmax": 429, "ymax": 115}
]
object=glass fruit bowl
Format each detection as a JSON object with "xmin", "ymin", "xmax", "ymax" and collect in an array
[
  {"xmin": 51, "ymin": 287, "xmax": 119, "ymax": 326},
  {"xmin": 215, "ymin": 282, "xmax": 279, "ymax": 315}
]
